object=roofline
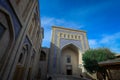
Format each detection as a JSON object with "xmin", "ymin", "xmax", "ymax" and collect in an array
[
  {"xmin": 99, "ymin": 62, "xmax": 120, "ymax": 66},
  {"xmin": 99, "ymin": 59, "xmax": 120, "ymax": 66},
  {"xmin": 115, "ymin": 54, "xmax": 120, "ymax": 57},
  {"xmin": 42, "ymin": 47, "xmax": 47, "ymax": 48},
  {"xmin": 52, "ymin": 26, "xmax": 87, "ymax": 33}
]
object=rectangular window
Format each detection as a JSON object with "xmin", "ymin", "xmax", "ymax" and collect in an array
[
  {"xmin": 68, "ymin": 34, "xmax": 70, "ymax": 38},
  {"xmin": 66, "ymin": 56, "xmax": 71, "ymax": 63},
  {"xmin": 71, "ymin": 35, "xmax": 73, "ymax": 38}
]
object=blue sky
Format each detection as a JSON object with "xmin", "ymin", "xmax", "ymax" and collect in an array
[{"xmin": 39, "ymin": 0, "xmax": 120, "ymax": 53}]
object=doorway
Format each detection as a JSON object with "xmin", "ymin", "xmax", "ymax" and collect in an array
[
  {"xmin": 67, "ymin": 69, "xmax": 72, "ymax": 75},
  {"xmin": 66, "ymin": 65, "xmax": 72, "ymax": 75}
]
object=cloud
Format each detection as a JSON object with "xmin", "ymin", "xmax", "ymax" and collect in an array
[
  {"xmin": 100, "ymin": 32, "xmax": 120, "ymax": 44},
  {"xmin": 41, "ymin": 17, "xmax": 84, "ymax": 29},
  {"xmin": 88, "ymin": 39, "xmax": 98, "ymax": 48},
  {"xmin": 41, "ymin": 16, "xmax": 85, "ymax": 47},
  {"xmin": 41, "ymin": 29, "xmax": 52, "ymax": 47},
  {"xmin": 41, "ymin": 16, "xmax": 120, "ymax": 53},
  {"xmin": 89, "ymin": 32, "xmax": 120, "ymax": 53}
]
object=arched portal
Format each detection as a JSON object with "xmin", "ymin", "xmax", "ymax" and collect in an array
[
  {"xmin": 49, "ymin": 27, "xmax": 89, "ymax": 76},
  {"xmin": 13, "ymin": 44, "xmax": 29, "ymax": 80},
  {"xmin": 60, "ymin": 44, "xmax": 82, "ymax": 75}
]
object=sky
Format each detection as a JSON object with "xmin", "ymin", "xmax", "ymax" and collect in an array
[{"xmin": 39, "ymin": 0, "xmax": 120, "ymax": 53}]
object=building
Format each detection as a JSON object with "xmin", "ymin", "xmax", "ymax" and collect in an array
[
  {"xmin": 99, "ymin": 54, "xmax": 120, "ymax": 80},
  {"xmin": 48, "ymin": 26, "xmax": 89, "ymax": 78},
  {"xmin": 39, "ymin": 47, "xmax": 49, "ymax": 80},
  {"xmin": 0, "ymin": 0, "xmax": 43, "ymax": 80}
]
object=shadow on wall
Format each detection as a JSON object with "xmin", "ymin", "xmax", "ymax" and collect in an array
[{"xmin": 39, "ymin": 48, "xmax": 49, "ymax": 80}]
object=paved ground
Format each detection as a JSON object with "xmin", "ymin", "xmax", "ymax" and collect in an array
[{"xmin": 48, "ymin": 75, "xmax": 91, "ymax": 80}]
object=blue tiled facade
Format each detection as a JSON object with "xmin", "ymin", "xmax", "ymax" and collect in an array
[{"xmin": 60, "ymin": 38, "xmax": 82, "ymax": 50}]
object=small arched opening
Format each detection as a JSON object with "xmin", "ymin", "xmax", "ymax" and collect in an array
[{"xmin": 40, "ymin": 51, "xmax": 46, "ymax": 61}]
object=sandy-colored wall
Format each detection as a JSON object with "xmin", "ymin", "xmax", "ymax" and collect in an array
[
  {"xmin": 61, "ymin": 48, "xmax": 79, "ymax": 75},
  {"xmin": 0, "ymin": 0, "xmax": 42, "ymax": 80}
]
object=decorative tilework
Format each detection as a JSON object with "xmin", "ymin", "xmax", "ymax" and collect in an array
[
  {"xmin": 60, "ymin": 38, "xmax": 82, "ymax": 50},
  {"xmin": 52, "ymin": 28, "xmax": 88, "ymax": 73}
]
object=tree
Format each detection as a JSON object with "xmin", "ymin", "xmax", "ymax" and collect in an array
[{"xmin": 82, "ymin": 48, "xmax": 115, "ymax": 79}]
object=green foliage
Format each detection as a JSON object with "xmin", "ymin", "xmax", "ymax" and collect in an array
[{"xmin": 82, "ymin": 48, "xmax": 115, "ymax": 74}]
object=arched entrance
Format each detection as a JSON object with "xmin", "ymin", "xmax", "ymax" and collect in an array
[
  {"xmin": 39, "ymin": 50, "xmax": 47, "ymax": 80},
  {"xmin": 61, "ymin": 44, "xmax": 80, "ymax": 75},
  {"xmin": 13, "ymin": 44, "xmax": 29, "ymax": 80}
]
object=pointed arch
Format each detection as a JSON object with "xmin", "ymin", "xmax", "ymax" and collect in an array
[
  {"xmin": 13, "ymin": 44, "xmax": 29, "ymax": 80},
  {"xmin": 61, "ymin": 42, "xmax": 82, "ymax": 51},
  {"xmin": 0, "ymin": 7, "xmax": 15, "ymax": 75},
  {"xmin": 18, "ymin": 44, "xmax": 29, "ymax": 66},
  {"xmin": 61, "ymin": 43, "xmax": 80, "ymax": 52},
  {"xmin": 60, "ymin": 43, "xmax": 80, "ymax": 75}
]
